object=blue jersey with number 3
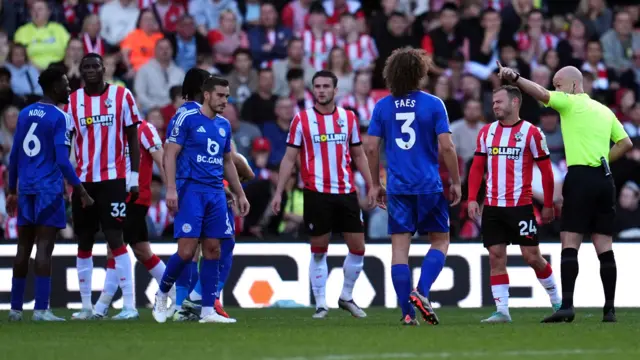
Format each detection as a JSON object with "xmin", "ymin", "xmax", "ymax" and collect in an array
[
  {"xmin": 368, "ymin": 91, "xmax": 450, "ymax": 195},
  {"xmin": 12, "ymin": 103, "xmax": 72, "ymax": 195}
]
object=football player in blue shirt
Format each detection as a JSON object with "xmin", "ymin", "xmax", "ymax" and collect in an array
[
  {"xmin": 7, "ymin": 68, "xmax": 94, "ymax": 321},
  {"xmin": 153, "ymin": 76, "xmax": 250, "ymax": 324},
  {"xmin": 365, "ymin": 48, "xmax": 462, "ymax": 326}
]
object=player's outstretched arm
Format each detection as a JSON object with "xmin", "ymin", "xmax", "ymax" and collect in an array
[
  {"xmin": 271, "ymin": 146, "xmax": 299, "ymax": 215},
  {"xmin": 438, "ymin": 133, "xmax": 462, "ymax": 206},
  {"xmin": 223, "ymin": 151, "xmax": 250, "ymax": 217},
  {"xmin": 496, "ymin": 61, "xmax": 550, "ymax": 105}
]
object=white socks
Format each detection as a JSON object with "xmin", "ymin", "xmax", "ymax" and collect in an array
[
  {"xmin": 113, "ymin": 246, "xmax": 135, "ymax": 309},
  {"xmin": 310, "ymin": 251, "xmax": 328, "ymax": 310},
  {"xmin": 340, "ymin": 252, "xmax": 364, "ymax": 301},
  {"xmin": 95, "ymin": 259, "xmax": 118, "ymax": 315},
  {"xmin": 535, "ymin": 263, "xmax": 561, "ymax": 304},
  {"xmin": 490, "ymin": 274, "xmax": 510, "ymax": 315},
  {"xmin": 77, "ymin": 251, "xmax": 94, "ymax": 310}
]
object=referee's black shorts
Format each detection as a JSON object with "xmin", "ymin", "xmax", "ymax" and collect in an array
[{"xmin": 561, "ymin": 165, "xmax": 616, "ymax": 236}]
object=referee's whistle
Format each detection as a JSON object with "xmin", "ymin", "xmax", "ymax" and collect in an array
[{"xmin": 601, "ymin": 157, "xmax": 611, "ymax": 177}]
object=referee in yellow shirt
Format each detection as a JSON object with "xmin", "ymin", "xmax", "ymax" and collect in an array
[{"xmin": 496, "ymin": 63, "xmax": 633, "ymax": 323}]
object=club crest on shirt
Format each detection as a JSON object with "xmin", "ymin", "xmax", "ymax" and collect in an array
[
  {"xmin": 219, "ymin": 127, "xmax": 226, "ymax": 137},
  {"xmin": 337, "ymin": 119, "xmax": 345, "ymax": 127},
  {"xmin": 514, "ymin": 131, "xmax": 523, "ymax": 142},
  {"xmin": 171, "ymin": 125, "xmax": 179, "ymax": 137},
  {"xmin": 104, "ymin": 98, "xmax": 113, "ymax": 108}
]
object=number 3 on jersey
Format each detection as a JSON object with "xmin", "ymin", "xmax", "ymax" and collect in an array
[
  {"xmin": 23, "ymin": 123, "xmax": 41, "ymax": 157},
  {"xmin": 395, "ymin": 112, "xmax": 415, "ymax": 150}
]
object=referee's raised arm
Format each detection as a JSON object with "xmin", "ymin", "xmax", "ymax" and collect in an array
[{"xmin": 497, "ymin": 61, "xmax": 633, "ymax": 324}]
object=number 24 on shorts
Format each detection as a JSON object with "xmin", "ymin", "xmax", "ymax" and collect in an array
[
  {"xmin": 395, "ymin": 112, "xmax": 416, "ymax": 150},
  {"xmin": 519, "ymin": 220, "xmax": 537, "ymax": 236}
]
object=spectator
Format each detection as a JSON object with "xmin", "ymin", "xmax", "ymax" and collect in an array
[
  {"xmin": 373, "ymin": 12, "xmax": 414, "ymax": 88},
  {"xmin": 634, "ymin": 48, "xmax": 640, "ymax": 91},
  {"xmin": 538, "ymin": 108, "xmax": 565, "ymax": 165},
  {"xmin": 189, "ymin": 0, "xmax": 242, "ymax": 35},
  {"xmin": 577, "ymin": 0, "xmax": 612, "ymax": 38},
  {"xmin": 499, "ymin": 0, "xmax": 535, "ymax": 40},
  {"xmin": 195, "ymin": 52, "xmax": 221, "ymax": 75},
  {"xmin": 422, "ymin": 4, "xmax": 464, "ymax": 72},
  {"xmin": 615, "ymin": 181, "xmax": 640, "ymax": 238},
  {"xmin": 302, "ymin": 3, "xmax": 337, "ymax": 71},
  {"xmin": 241, "ymin": 67, "xmax": 277, "ymax": 127},
  {"xmin": 100, "ymin": 0, "xmax": 140, "ymax": 47},
  {"xmin": 0, "ymin": 105, "xmax": 18, "ymax": 163},
  {"xmin": 450, "ymin": 99, "xmax": 484, "ymax": 166},
  {"xmin": 612, "ymin": 88, "xmax": 636, "ymax": 123},
  {"xmin": 15, "ymin": 0, "xmax": 65, "ymax": 28},
  {"xmin": 207, "ymin": 10, "xmax": 249, "ymax": 74},
  {"xmin": 556, "ymin": 18, "xmax": 588, "ymax": 68},
  {"xmin": 49, "ymin": 38, "xmax": 85, "ymax": 92},
  {"xmin": 0, "ymin": 69, "xmax": 25, "ymax": 112},
  {"xmin": 515, "ymin": 9, "xmax": 558, "ymax": 66},
  {"xmin": 465, "ymin": 8, "xmax": 502, "ymax": 68},
  {"xmin": 272, "ymin": 38, "xmax": 315, "ymax": 97},
  {"xmin": 326, "ymin": 46, "xmax": 355, "ymax": 101},
  {"xmin": 600, "ymin": 11, "xmax": 640, "ymax": 80},
  {"xmin": 0, "ymin": 30, "xmax": 8, "ymax": 65},
  {"xmin": 611, "ymin": 138, "xmax": 640, "ymax": 200},
  {"xmin": 160, "ymin": 85, "xmax": 184, "ymax": 132},
  {"xmin": 339, "ymin": 12, "xmax": 378, "ymax": 72},
  {"xmin": 247, "ymin": 2, "xmax": 292, "ymax": 67},
  {"xmin": 148, "ymin": 175, "xmax": 173, "ymax": 237},
  {"xmin": 340, "ymin": 71, "xmax": 375, "ymax": 126},
  {"xmin": 262, "ymin": 97, "xmax": 295, "ymax": 166},
  {"xmin": 166, "ymin": 14, "xmax": 211, "ymax": 73},
  {"xmin": 222, "ymin": 102, "xmax": 261, "ymax": 159},
  {"xmin": 432, "ymin": 74, "xmax": 463, "ymax": 122},
  {"xmin": 287, "ymin": 69, "xmax": 313, "ymax": 114},
  {"xmin": 239, "ymin": 0, "xmax": 261, "ymax": 27},
  {"xmin": 225, "ymin": 48, "xmax": 258, "ymax": 111},
  {"xmin": 0, "ymin": 0, "xmax": 17, "ymax": 40},
  {"xmin": 80, "ymin": 14, "xmax": 111, "ymax": 57},
  {"xmin": 281, "ymin": 0, "xmax": 313, "ymax": 34},
  {"xmin": 581, "ymin": 39, "xmax": 609, "ymax": 91},
  {"xmin": 623, "ymin": 103, "xmax": 640, "ymax": 139},
  {"xmin": 103, "ymin": 53, "xmax": 127, "ymax": 88},
  {"xmin": 134, "ymin": 38, "xmax": 186, "ymax": 112},
  {"xmin": 531, "ymin": 65, "xmax": 552, "ymax": 90},
  {"xmin": 539, "ymin": 49, "xmax": 560, "ymax": 82},
  {"xmin": 14, "ymin": 0, "xmax": 70, "ymax": 71},
  {"xmin": 121, "ymin": 9, "xmax": 164, "ymax": 72},
  {"xmin": 322, "ymin": 0, "xmax": 363, "ymax": 26},
  {"xmin": 4, "ymin": 44, "xmax": 42, "ymax": 98},
  {"xmin": 148, "ymin": 0, "xmax": 185, "ymax": 33}
]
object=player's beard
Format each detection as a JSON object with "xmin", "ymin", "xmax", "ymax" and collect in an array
[
  {"xmin": 495, "ymin": 106, "xmax": 511, "ymax": 121},
  {"xmin": 313, "ymin": 93, "xmax": 334, "ymax": 106}
]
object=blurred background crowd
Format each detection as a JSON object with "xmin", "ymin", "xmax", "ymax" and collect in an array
[{"xmin": 0, "ymin": 0, "xmax": 639, "ymax": 241}]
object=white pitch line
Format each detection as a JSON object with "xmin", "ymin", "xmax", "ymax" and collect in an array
[{"xmin": 262, "ymin": 348, "xmax": 625, "ymax": 360}]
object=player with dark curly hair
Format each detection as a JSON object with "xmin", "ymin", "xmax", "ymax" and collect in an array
[{"xmin": 365, "ymin": 47, "xmax": 461, "ymax": 326}]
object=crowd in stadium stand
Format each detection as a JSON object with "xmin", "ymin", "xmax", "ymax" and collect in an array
[{"xmin": 0, "ymin": 0, "xmax": 639, "ymax": 241}]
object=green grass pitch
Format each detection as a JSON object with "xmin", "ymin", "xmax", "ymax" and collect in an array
[{"xmin": 1, "ymin": 308, "xmax": 639, "ymax": 360}]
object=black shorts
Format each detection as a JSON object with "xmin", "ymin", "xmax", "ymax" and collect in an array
[
  {"xmin": 481, "ymin": 205, "xmax": 538, "ymax": 248},
  {"xmin": 561, "ymin": 165, "xmax": 615, "ymax": 236},
  {"xmin": 124, "ymin": 203, "xmax": 149, "ymax": 245},
  {"xmin": 72, "ymin": 179, "xmax": 127, "ymax": 236},
  {"xmin": 303, "ymin": 189, "xmax": 363, "ymax": 237}
]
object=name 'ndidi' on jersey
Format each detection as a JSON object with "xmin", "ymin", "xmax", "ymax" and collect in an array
[
  {"xmin": 13, "ymin": 103, "xmax": 73, "ymax": 194},
  {"xmin": 368, "ymin": 91, "xmax": 451, "ymax": 195}
]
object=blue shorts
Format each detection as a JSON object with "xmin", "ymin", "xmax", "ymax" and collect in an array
[
  {"xmin": 223, "ymin": 204, "xmax": 235, "ymax": 239},
  {"xmin": 173, "ymin": 189, "xmax": 233, "ymax": 239},
  {"xmin": 387, "ymin": 193, "xmax": 449, "ymax": 235},
  {"xmin": 17, "ymin": 193, "xmax": 67, "ymax": 229}
]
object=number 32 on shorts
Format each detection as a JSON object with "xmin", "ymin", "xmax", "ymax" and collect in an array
[
  {"xmin": 519, "ymin": 220, "xmax": 537, "ymax": 236},
  {"xmin": 111, "ymin": 202, "xmax": 126, "ymax": 218}
]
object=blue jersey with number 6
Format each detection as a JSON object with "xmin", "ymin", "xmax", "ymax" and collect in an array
[
  {"xmin": 368, "ymin": 91, "xmax": 450, "ymax": 195},
  {"xmin": 13, "ymin": 102, "xmax": 73, "ymax": 195}
]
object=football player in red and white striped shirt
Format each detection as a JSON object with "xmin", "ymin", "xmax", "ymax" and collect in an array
[
  {"xmin": 467, "ymin": 85, "xmax": 561, "ymax": 323},
  {"xmin": 94, "ymin": 119, "xmax": 173, "ymax": 317},
  {"xmin": 339, "ymin": 71, "xmax": 376, "ymax": 126},
  {"xmin": 271, "ymin": 70, "xmax": 376, "ymax": 319},
  {"xmin": 302, "ymin": 3, "xmax": 338, "ymax": 71},
  {"xmin": 67, "ymin": 53, "xmax": 141, "ymax": 320},
  {"xmin": 338, "ymin": 12, "xmax": 377, "ymax": 72}
]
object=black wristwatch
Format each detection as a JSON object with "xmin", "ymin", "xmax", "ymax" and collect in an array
[{"xmin": 513, "ymin": 72, "xmax": 520, "ymax": 82}]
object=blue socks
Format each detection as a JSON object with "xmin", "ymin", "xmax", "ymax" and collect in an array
[
  {"xmin": 34, "ymin": 276, "xmax": 51, "ymax": 310},
  {"xmin": 188, "ymin": 261, "xmax": 198, "ymax": 293},
  {"xmin": 10, "ymin": 277, "xmax": 26, "ymax": 311},
  {"xmin": 217, "ymin": 239, "xmax": 235, "ymax": 296},
  {"xmin": 418, "ymin": 249, "xmax": 446, "ymax": 297},
  {"xmin": 391, "ymin": 264, "xmax": 414, "ymax": 317},
  {"xmin": 160, "ymin": 253, "xmax": 189, "ymax": 293},
  {"xmin": 200, "ymin": 259, "xmax": 219, "ymax": 308}
]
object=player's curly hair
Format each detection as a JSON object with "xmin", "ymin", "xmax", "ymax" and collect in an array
[{"xmin": 383, "ymin": 47, "xmax": 431, "ymax": 97}]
